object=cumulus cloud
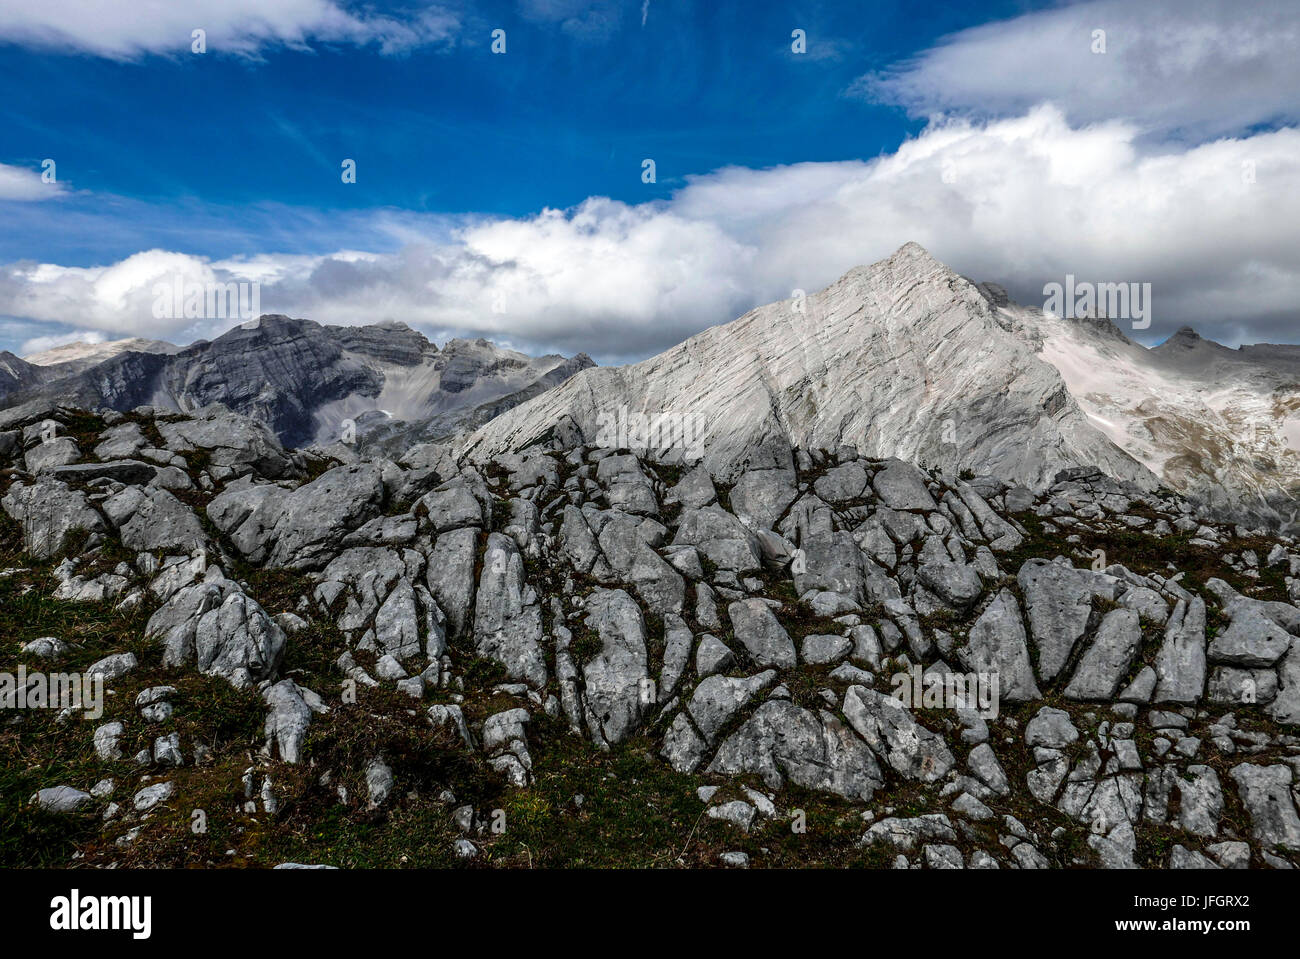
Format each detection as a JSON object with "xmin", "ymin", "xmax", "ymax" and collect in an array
[
  {"xmin": 0, "ymin": 162, "xmax": 62, "ymax": 201},
  {"xmin": 0, "ymin": 0, "xmax": 459, "ymax": 59},
  {"xmin": 850, "ymin": 0, "xmax": 1300, "ymax": 139},
  {"xmin": 3, "ymin": 107, "xmax": 1299, "ymax": 361}
]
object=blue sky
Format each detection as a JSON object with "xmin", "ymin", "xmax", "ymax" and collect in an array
[
  {"xmin": 2, "ymin": 1, "xmax": 1040, "ymax": 263},
  {"xmin": 1, "ymin": 0, "xmax": 1298, "ymax": 362}
]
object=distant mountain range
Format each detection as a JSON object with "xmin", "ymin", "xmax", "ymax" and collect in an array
[
  {"xmin": 5, "ymin": 243, "xmax": 1298, "ymax": 527},
  {"xmin": 0, "ymin": 317, "xmax": 594, "ymax": 450}
]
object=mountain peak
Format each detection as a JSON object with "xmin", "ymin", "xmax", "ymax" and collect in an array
[
  {"xmin": 888, "ymin": 240, "xmax": 937, "ymax": 262},
  {"xmin": 464, "ymin": 244, "xmax": 1154, "ymax": 491}
]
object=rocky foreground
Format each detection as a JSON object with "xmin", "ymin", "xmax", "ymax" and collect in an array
[{"xmin": 2, "ymin": 403, "xmax": 1299, "ymax": 869}]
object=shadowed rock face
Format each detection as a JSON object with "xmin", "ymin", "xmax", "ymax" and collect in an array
[
  {"xmin": 1, "ymin": 316, "xmax": 594, "ymax": 451},
  {"xmin": 0, "ymin": 351, "xmax": 44, "ymax": 401}
]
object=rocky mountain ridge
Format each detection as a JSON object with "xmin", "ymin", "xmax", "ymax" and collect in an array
[
  {"xmin": 0, "ymin": 317, "xmax": 594, "ymax": 451},
  {"xmin": 464, "ymin": 243, "xmax": 1300, "ymax": 532},
  {"xmin": 462, "ymin": 243, "xmax": 1156, "ymax": 492}
]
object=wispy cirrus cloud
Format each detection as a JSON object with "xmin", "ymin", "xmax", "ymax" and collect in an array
[
  {"xmin": 0, "ymin": 0, "xmax": 460, "ymax": 60},
  {"xmin": 517, "ymin": 0, "xmax": 625, "ymax": 42}
]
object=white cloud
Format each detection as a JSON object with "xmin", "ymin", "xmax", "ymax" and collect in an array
[
  {"xmin": 20, "ymin": 329, "xmax": 106, "ymax": 356},
  {"xmin": 850, "ymin": 0, "xmax": 1300, "ymax": 139},
  {"xmin": 0, "ymin": 162, "xmax": 62, "ymax": 201},
  {"xmin": 3, "ymin": 107, "xmax": 1299, "ymax": 361},
  {"xmin": 0, "ymin": 0, "xmax": 459, "ymax": 59}
]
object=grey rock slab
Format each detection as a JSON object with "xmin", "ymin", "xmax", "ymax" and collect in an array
[
  {"xmin": 860, "ymin": 814, "xmax": 957, "ymax": 852},
  {"xmin": 144, "ymin": 575, "xmax": 284, "ymax": 689},
  {"xmin": 1119, "ymin": 586, "xmax": 1169, "ymax": 626},
  {"xmin": 1268, "ymin": 637, "xmax": 1300, "ymax": 724},
  {"xmin": 48, "ymin": 459, "xmax": 158, "ymax": 485},
  {"xmin": 729, "ymin": 468, "xmax": 797, "ymax": 530},
  {"xmin": 814, "ymin": 462, "xmax": 869, "ymax": 503},
  {"xmin": 1229, "ymin": 763, "xmax": 1300, "ymax": 850},
  {"xmin": 956, "ymin": 589, "xmax": 1041, "ymax": 701},
  {"xmin": 156, "ymin": 405, "xmax": 297, "ymax": 478},
  {"xmin": 967, "ymin": 743, "xmax": 1011, "ymax": 795},
  {"xmin": 1153, "ymin": 597, "xmax": 1207, "ymax": 704},
  {"xmin": 103, "ymin": 486, "xmax": 206, "ymax": 553},
  {"xmin": 793, "ymin": 530, "xmax": 898, "ymax": 607},
  {"xmin": 658, "ymin": 614, "xmax": 693, "ymax": 701},
  {"xmin": 426, "ymin": 527, "xmax": 478, "ymax": 639},
  {"xmin": 687, "ymin": 671, "xmax": 778, "ymax": 742},
  {"xmin": 474, "ymin": 532, "xmax": 546, "ymax": 688},
  {"xmin": 133, "ymin": 781, "xmax": 176, "ymax": 812},
  {"xmin": 628, "ymin": 542, "xmax": 686, "ymax": 618},
  {"xmin": 670, "ymin": 506, "xmax": 762, "ymax": 573},
  {"xmin": 93, "ymin": 722, "xmax": 126, "ymax": 761},
  {"xmin": 916, "ymin": 559, "xmax": 983, "ymax": 609},
  {"xmin": 1, "ymin": 478, "xmax": 106, "ymax": 560},
  {"xmin": 871, "ymin": 459, "xmax": 938, "ymax": 511},
  {"xmin": 1175, "ymin": 765, "xmax": 1224, "ymax": 838},
  {"xmin": 208, "ymin": 462, "xmax": 390, "ymax": 569},
  {"xmin": 24, "ymin": 437, "xmax": 81, "ymax": 472},
  {"xmin": 842, "ymin": 685, "xmax": 955, "ymax": 782},
  {"xmin": 416, "ymin": 478, "xmax": 487, "ymax": 533},
  {"xmin": 695, "ymin": 634, "xmax": 735, "ymax": 678},
  {"xmin": 801, "ymin": 633, "xmax": 853, "ymax": 665},
  {"xmin": 661, "ymin": 712, "xmax": 708, "ymax": 772},
  {"xmin": 263, "ymin": 679, "xmax": 323, "ymax": 764},
  {"xmin": 1063, "ymin": 608, "xmax": 1142, "ymax": 700},
  {"xmin": 31, "ymin": 786, "xmax": 93, "ymax": 813},
  {"xmin": 727, "ymin": 599, "xmax": 797, "ymax": 669},
  {"xmin": 707, "ymin": 700, "xmax": 883, "ymax": 801},
  {"xmin": 1170, "ymin": 845, "xmax": 1220, "ymax": 869},
  {"xmin": 1208, "ymin": 609, "xmax": 1291, "ymax": 667},
  {"xmin": 1208, "ymin": 666, "xmax": 1277, "ymax": 706},
  {"xmin": 86, "ymin": 652, "xmax": 138, "ymax": 682},
  {"xmin": 581, "ymin": 589, "xmax": 650, "ymax": 745},
  {"xmin": 1017, "ymin": 559, "xmax": 1116, "ymax": 683},
  {"xmin": 667, "ymin": 465, "xmax": 716, "ymax": 509},
  {"xmin": 366, "ymin": 758, "xmax": 394, "ymax": 809},
  {"xmin": 1025, "ymin": 706, "xmax": 1079, "ymax": 749},
  {"xmin": 708, "ymin": 800, "xmax": 756, "ymax": 832}
]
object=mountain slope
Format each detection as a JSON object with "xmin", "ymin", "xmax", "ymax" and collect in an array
[
  {"xmin": 0, "ymin": 351, "xmax": 43, "ymax": 401},
  {"xmin": 461, "ymin": 242, "xmax": 1157, "ymax": 491},
  {"xmin": 1001, "ymin": 296, "xmax": 1300, "ymax": 528},
  {"xmin": 0, "ymin": 316, "xmax": 594, "ymax": 449}
]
